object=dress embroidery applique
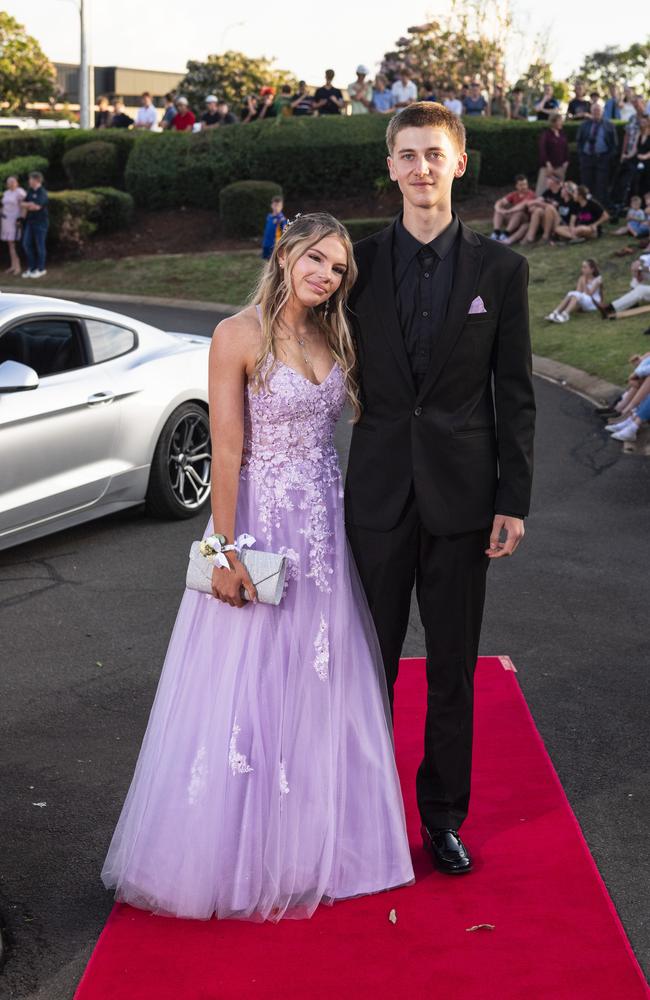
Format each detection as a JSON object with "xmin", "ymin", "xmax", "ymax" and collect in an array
[
  {"xmin": 240, "ymin": 360, "xmax": 346, "ymax": 594},
  {"xmin": 188, "ymin": 746, "xmax": 207, "ymax": 804},
  {"xmin": 313, "ymin": 614, "xmax": 329, "ymax": 682},
  {"xmin": 229, "ymin": 719, "xmax": 253, "ymax": 775},
  {"xmin": 279, "ymin": 761, "xmax": 290, "ymax": 795}
]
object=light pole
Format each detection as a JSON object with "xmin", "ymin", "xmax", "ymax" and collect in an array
[
  {"xmin": 79, "ymin": 0, "xmax": 94, "ymax": 128},
  {"xmin": 57, "ymin": 0, "xmax": 94, "ymax": 128}
]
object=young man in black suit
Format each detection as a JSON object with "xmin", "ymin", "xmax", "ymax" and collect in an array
[{"xmin": 345, "ymin": 102, "xmax": 535, "ymax": 875}]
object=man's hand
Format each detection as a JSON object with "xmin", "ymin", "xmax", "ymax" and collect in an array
[
  {"xmin": 211, "ymin": 556, "xmax": 257, "ymax": 607},
  {"xmin": 486, "ymin": 515, "xmax": 525, "ymax": 559}
]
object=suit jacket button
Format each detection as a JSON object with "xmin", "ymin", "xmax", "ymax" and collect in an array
[{"xmin": 414, "ymin": 406, "xmax": 422, "ymax": 417}]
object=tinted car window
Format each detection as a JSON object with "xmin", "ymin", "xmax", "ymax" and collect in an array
[
  {"xmin": 0, "ymin": 318, "xmax": 85, "ymax": 376},
  {"xmin": 85, "ymin": 320, "xmax": 135, "ymax": 363}
]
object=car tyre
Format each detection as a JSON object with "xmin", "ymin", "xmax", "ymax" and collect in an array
[{"xmin": 145, "ymin": 402, "xmax": 211, "ymax": 519}]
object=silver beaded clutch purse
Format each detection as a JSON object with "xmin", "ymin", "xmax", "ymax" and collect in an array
[{"xmin": 186, "ymin": 540, "xmax": 288, "ymax": 606}]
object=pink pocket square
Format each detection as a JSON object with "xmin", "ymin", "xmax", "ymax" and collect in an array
[{"xmin": 468, "ymin": 295, "xmax": 487, "ymax": 315}]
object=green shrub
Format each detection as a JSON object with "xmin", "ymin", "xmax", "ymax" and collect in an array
[
  {"xmin": 48, "ymin": 187, "xmax": 133, "ymax": 251},
  {"xmin": 48, "ymin": 190, "xmax": 102, "ymax": 250},
  {"xmin": 88, "ymin": 186, "xmax": 135, "ymax": 231},
  {"xmin": 62, "ymin": 140, "xmax": 120, "ymax": 188},
  {"xmin": 0, "ymin": 155, "xmax": 49, "ymax": 186},
  {"xmin": 62, "ymin": 128, "xmax": 140, "ymax": 182},
  {"xmin": 219, "ymin": 179, "xmax": 283, "ymax": 238}
]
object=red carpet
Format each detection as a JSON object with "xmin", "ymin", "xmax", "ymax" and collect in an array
[{"xmin": 75, "ymin": 657, "xmax": 648, "ymax": 1000}]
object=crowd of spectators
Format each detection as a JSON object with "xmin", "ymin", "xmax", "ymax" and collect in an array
[{"xmin": 598, "ymin": 335, "xmax": 650, "ymax": 443}]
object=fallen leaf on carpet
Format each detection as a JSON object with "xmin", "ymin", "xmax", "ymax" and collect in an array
[
  {"xmin": 95, "ymin": 661, "xmax": 103, "ymax": 667},
  {"xmin": 466, "ymin": 923, "xmax": 495, "ymax": 932},
  {"xmin": 32, "ymin": 802, "xmax": 47, "ymax": 808},
  {"xmin": 388, "ymin": 908, "xmax": 397, "ymax": 924}
]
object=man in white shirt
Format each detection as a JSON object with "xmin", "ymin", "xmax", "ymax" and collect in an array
[
  {"xmin": 443, "ymin": 87, "xmax": 463, "ymax": 116},
  {"xmin": 134, "ymin": 92, "xmax": 158, "ymax": 130},
  {"xmin": 348, "ymin": 65, "xmax": 372, "ymax": 114},
  {"xmin": 391, "ymin": 69, "xmax": 417, "ymax": 109}
]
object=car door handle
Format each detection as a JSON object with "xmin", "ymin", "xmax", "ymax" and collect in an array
[{"xmin": 87, "ymin": 391, "xmax": 115, "ymax": 406}]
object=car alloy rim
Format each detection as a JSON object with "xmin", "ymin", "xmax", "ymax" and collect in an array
[{"xmin": 168, "ymin": 411, "xmax": 212, "ymax": 508}]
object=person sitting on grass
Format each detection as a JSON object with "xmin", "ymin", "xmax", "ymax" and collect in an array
[
  {"xmin": 613, "ymin": 194, "xmax": 646, "ymax": 235},
  {"xmin": 521, "ymin": 173, "xmax": 564, "ymax": 244},
  {"xmin": 597, "ymin": 251, "xmax": 650, "ymax": 318},
  {"xmin": 261, "ymin": 196, "xmax": 287, "ymax": 260},
  {"xmin": 560, "ymin": 185, "xmax": 609, "ymax": 243},
  {"xmin": 603, "ymin": 353, "xmax": 650, "ymax": 441},
  {"xmin": 545, "ymin": 259, "xmax": 602, "ymax": 323},
  {"xmin": 490, "ymin": 174, "xmax": 536, "ymax": 243}
]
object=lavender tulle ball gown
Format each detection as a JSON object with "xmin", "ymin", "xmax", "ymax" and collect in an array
[{"xmin": 101, "ymin": 347, "xmax": 414, "ymax": 921}]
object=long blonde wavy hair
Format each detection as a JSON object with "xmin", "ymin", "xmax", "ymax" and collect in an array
[{"xmin": 249, "ymin": 212, "xmax": 360, "ymax": 421}]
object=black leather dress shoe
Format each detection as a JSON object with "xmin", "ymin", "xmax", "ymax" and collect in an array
[{"xmin": 421, "ymin": 826, "xmax": 473, "ymax": 874}]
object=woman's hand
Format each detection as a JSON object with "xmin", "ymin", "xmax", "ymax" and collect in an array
[{"xmin": 211, "ymin": 556, "xmax": 257, "ymax": 607}]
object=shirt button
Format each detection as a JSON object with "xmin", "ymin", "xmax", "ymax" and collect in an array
[
  {"xmin": 422, "ymin": 310, "xmax": 429, "ymax": 317},
  {"xmin": 414, "ymin": 406, "xmax": 422, "ymax": 417},
  {"xmin": 424, "ymin": 272, "xmax": 430, "ymax": 278}
]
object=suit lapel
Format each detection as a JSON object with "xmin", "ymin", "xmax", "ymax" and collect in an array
[
  {"xmin": 416, "ymin": 223, "xmax": 483, "ymax": 402},
  {"xmin": 369, "ymin": 222, "xmax": 415, "ymax": 393}
]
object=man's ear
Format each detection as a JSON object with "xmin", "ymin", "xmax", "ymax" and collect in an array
[
  {"xmin": 454, "ymin": 151, "xmax": 468, "ymax": 179},
  {"xmin": 387, "ymin": 155, "xmax": 397, "ymax": 182}
]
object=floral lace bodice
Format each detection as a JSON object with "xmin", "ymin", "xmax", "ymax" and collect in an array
[{"xmin": 240, "ymin": 357, "xmax": 347, "ymax": 592}]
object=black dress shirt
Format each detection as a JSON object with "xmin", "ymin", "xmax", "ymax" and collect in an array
[{"xmin": 392, "ymin": 213, "xmax": 460, "ymax": 390}]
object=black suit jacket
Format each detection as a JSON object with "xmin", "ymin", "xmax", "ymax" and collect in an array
[{"xmin": 344, "ymin": 218, "xmax": 536, "ymax": 535}]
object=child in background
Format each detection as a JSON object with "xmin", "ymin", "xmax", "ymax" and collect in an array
[
  {"xmin": 261, "ymin": 196, "xmax": 287, "ymax": 259},
  {"xmin": 613, "ymin": 195, "xmax": 647, "ymax": 237},
  {"xmin": 545, "ymin": 259, "xmax": 603, "ymax": 323}
]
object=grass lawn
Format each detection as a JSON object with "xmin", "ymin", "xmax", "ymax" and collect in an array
[
  {"xmin": 3, "ymin": 252, "xmax": 265, "ymax": 309},
  {"xmin": 4, "ymin": 230, "xmax": 648, "ymax": 386}
]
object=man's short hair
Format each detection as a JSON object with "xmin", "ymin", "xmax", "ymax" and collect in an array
[
  {"xmin": 142, "ymin": 91, "xmax": 151, "ymax": 98},
  {"xmin": 271, "ymin": 195, "xmax": 283, "ymax": 204},
  {"xmin": 549, "ymin": 111, "xmax": 563, "ymax": 125},
  {"xmin": 386, "ymin": 101, "xmax": 466, "ymax": 155},
  {"xmin": 164, "ymin": 92, "xmax": 175, "ymax": 102},
  {"xmin": 28, "ymin": 171, "xmax": 44, "ymax": 182},
  {"xmin": 514, "ymin": 173, "xmax": 527, "ymax": 183},
  {"xmin": 325, "ymin": 69, "xmax": 335, "ymax": 79}
]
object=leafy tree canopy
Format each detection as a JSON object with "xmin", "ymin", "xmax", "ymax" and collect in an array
[
  {"xmin": 380, "ymin": 0, "xmax": 510, "ymax": 89},
  {"xmin": 572, "ymin": 40, "xmax": 650, "ymax": 92},
  {"xmin": 513, "ymin": 61, "xmax": 568, "ymax": 103},
  {"xmin": 0, "ymin": 13, "xmax": 57, "ymax": 113},
  {"xmin": 177, "ymin": 51, "xmax": 298, "ymax": 112}
]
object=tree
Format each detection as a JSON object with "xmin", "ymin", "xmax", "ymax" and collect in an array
[
  {"xmin": 379, "ymin": 0, "xmax": 511, "ymax": 91},
  {"xmin": 178, "ymin": 51, "xmax": 298, "ymax": 112},
  {"xmin": 0, "ymin": 13, "xmax": 57, "ymax": 113},
  {"xmin": 513, "ymin": 61, "xmax": 568, "ymax": 104},
  {"xmin": 572, "ymin": 41, "xmax": 650, "ymax": 92}
]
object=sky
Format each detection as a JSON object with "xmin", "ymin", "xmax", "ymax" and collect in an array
[{"xmin": 6, "ymin": 0, "xmax": 640, "ymax": 88}]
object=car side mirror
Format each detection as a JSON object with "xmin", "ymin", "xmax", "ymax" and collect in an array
[{"xmin": 0, "ymin": 360, "xmax": 39, "ymax": 392}]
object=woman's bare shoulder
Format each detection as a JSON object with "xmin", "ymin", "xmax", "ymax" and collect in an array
[{"xmin": 210, "ymin": 305, "xmax": 262, "ymax": 364}]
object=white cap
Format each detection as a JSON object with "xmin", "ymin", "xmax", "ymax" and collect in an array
[
  {"xmin": 176, "ymin": 96, "xmax": 188, "ymax": 105},
  {"xmin": 205, "ymin": 95, "xmax": 218, "ymax": 103},
  {"xmin": 356, "ymin": 64, "xmax": 369, "ymax": 75}
]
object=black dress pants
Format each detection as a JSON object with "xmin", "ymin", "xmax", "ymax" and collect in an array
[{"xmin": 347, "ymin": 498, "xmax": 490, "ymax": 831}]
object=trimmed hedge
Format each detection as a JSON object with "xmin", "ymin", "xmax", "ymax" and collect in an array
[
  {"xmin": 0, "ymin": 128, "xmax": 142, "ymax": 191},
  {"xmin": 219, "ymin": 180, "xmax": 283, "ymax": 238},
  {"xmin": 88, "ymin": 186, "xmax": 135, "ymax": 231},
  {"xmin": 341, "ymin": 217, "xmax": 392, "ymax": 240},
  {"xmin": 48, "ymin": 186, "xmax": 134, "ymax": 250},
  {"xmin": 62, "ymin": 140, "xmax": 120, "ymax": 188},
  {"xmin": 0, "ymin": 155, "xmax": 49, "ymax": 186}
]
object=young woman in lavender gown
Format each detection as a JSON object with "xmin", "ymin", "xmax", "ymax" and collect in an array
[{"xmin": 101, "ymin": 213, "xmax": 414, "ymax": 921}]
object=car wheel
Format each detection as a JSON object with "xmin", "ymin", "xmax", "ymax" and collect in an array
[{"xmin": 145, "ymin": 403, "xmax": 211, "ymax": 519}]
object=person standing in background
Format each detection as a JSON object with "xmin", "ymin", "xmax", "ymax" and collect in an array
[
  {"xmin": 273, "ymin": 85, "xmax": 294, "ymax": 117},
  {"xmin": 577, "ymin": 103, "xmax": 618, "ymax": 204},
  {"xmin": 349, "ymin": 66, "xmax": 373, "ymax": 114},
  {"xmin": 391, "ymin": 68, "xmax": 418, "ymax": 109},
  {"xmin": 534, "ymin": 83, "xmax": 559, "ymax": 122},
  {"xmin": 443, "ymin": 87, "xmax": 463, "ymax": 117},
  {"xmin": 509, "ymin": 87, "xmax": 529, "ymax": 120},
  {"xmin": 261, "ymin": 196, "xmax": 287, "ymax": 259},
  {"xmin": 314, "ymin": 70, "xmax": 344, "ymax": 115},
  {"xmin": 160, "ymin": 93, "xmax": 177, "ymax": 130},
  {"xmin": 1, "ymin": 175, "xmax": 26, "ymax": 275},
  {"xmin": 291, "ymin": 81, "xmax": 315, "ymax": 117},
  {"xmin": 462, "ymin": 81, "xmax": 488, "ymax": 117},
  {"xmin": 603, "ymin": 83, "xmax": 621, "ymax": 121},
  {"xmin": 372, "ymin": 76, "xmax": 396, "ymax": 114},
  {"xmin": 537, "ymin": 112, "xmax": 569, "ymax": 193},
  {"xmin": 172, "ymin": 97, "xmax": 196, "ymax": 132},
  {"xmin": 109, "ymin": 98, "xmax": 133, "ymax": 129},
  {"xmin": 21, "ymin": 172, "xmax": 49, "ymax": 279},
  {"xmin": 567, "ymin": 81, "xmax": 592, "ymax": 120},
  {"xmin": 490, "ymin": 85, "xmax": 511, "ymax": 119},
  {"xmin": 94, "ymin": 96, "xmax": 112, "ymax": 129},
  {"xmin": 201, "ymin": 96, "xmax": 221, "ymax": 131},
  {"xmin": 134, "ymin": 92, "xmax": 158, "ymax": 130}
]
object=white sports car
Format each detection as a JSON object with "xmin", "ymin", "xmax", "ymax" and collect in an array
[{"xmin": 0, "ymin": 293, "xmax": 213, "ymax": 551}]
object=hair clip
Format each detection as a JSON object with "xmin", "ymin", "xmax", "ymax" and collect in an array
[{"xmin": 284, "ymin": 212, "xmax": 302, "ymax": 230}]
